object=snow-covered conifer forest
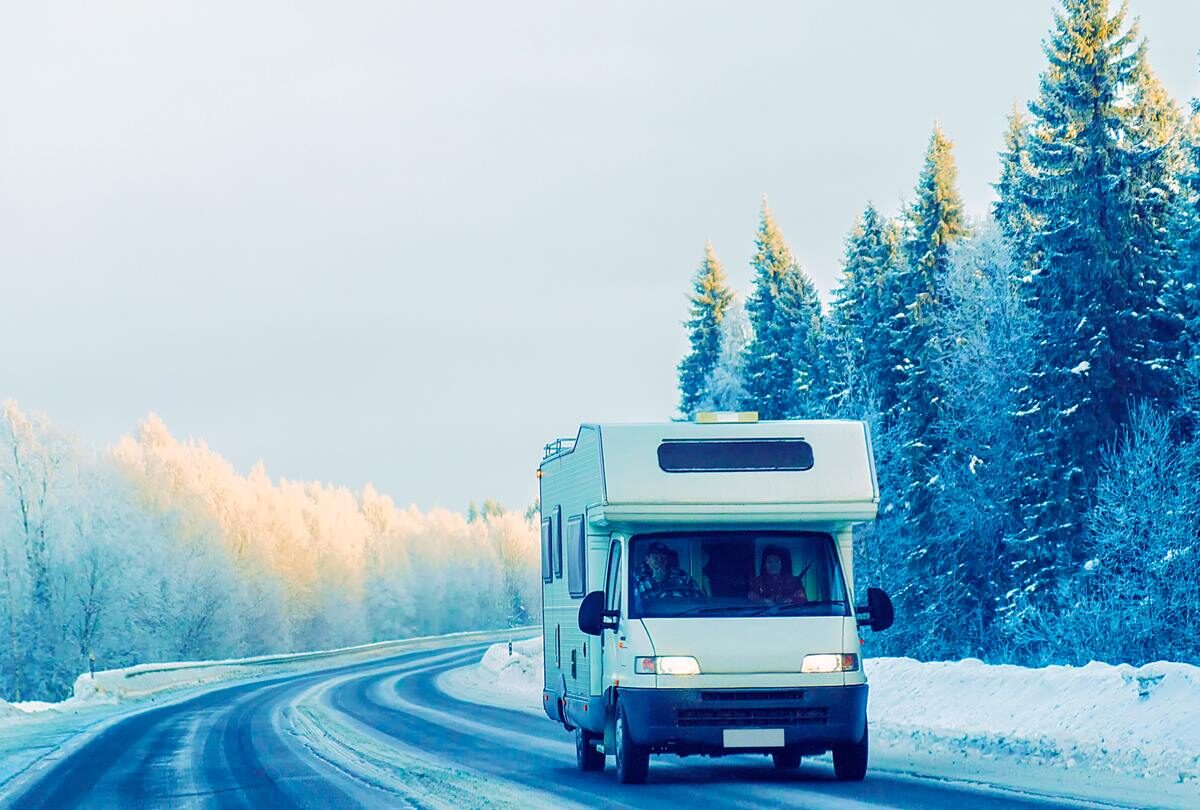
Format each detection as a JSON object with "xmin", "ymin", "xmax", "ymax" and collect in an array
[
  {"xmin": 0, "ymin": 403, "xmax": 540, "ymax": 702},
  {"xmin": 677, "ymin": 0, "xmax": 1200, "ymax": 667}
]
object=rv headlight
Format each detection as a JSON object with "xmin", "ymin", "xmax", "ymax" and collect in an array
[
  {"xmin": 801, "ymin": 654, "xmax": 859, "ymax": 673},
  {"xmin": 634, "ymin": 656, "xmax": 701, "ymax": 676}
]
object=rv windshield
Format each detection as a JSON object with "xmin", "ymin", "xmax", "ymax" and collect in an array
[{"xmin": 628, "ymin": 531, "xmax": 849, "ymax": 619}]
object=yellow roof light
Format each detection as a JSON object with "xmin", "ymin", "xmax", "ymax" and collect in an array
[{"xmin": 695, "ymin": 411, "xmax": 759, "ymax": 424}]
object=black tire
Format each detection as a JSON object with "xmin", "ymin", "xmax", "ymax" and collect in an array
[
  {"xmin": 576, "ymin": 727, "xmax": 606, "ymax": 772},
  {"xmin": 614, "ymin": 701, "xmax": 649, "ymax": 784},
  {"xmin": 832, "ymin": 729, "xmax": 868, "ymax": 781},
  {"xmin": 771, "ymin": 747, "xmax": 802, "ymax": 770}
]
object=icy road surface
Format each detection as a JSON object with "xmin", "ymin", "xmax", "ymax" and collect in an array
[{"xmin": 5, "ymin": 640, "xmax": 1128, "ymax": 809}]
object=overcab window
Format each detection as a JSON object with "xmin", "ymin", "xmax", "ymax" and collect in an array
[{"xmin": 657, "ymin": 438, "xmax": 814, "ymax": 473}]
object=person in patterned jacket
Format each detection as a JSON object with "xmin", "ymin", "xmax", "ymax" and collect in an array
[{"xmin": 634, "ymin": 541, "xmax": 704, "ymax": 601}]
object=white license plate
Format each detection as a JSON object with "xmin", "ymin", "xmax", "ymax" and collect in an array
[{"xmin": 723, "ymin": 728, "xmax": 785, "ymax": 748}]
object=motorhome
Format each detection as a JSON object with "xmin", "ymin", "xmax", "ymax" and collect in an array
[{"xmin": 537, "ymin": 414, "xmax": 894, "ymax": 784}]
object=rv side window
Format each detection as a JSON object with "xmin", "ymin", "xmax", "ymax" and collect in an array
[
  {"xmin": 604, "ymin": 541, "xmax": 622, "ymax": 613},
  {"xmin": 553, "ymin": 506, "xmax": 563, "ymax": 579},
  {"xmin": 540, "ymin": 518, "xmax": 552, "ymax": 583},
  {"xmin": 657, "ymin": 438, "xmax": 815, "ymax": 472},
  {"xmin": 566, "ymin": 515, "xmax": 586, "ymax": 597}
]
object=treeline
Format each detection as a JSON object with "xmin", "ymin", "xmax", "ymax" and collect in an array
[
  {"xmin": 677, "ymin": 0, "xmax": 1200, "ymax": 666},
  {"xmin": 0, "ymin": 403, "xmax": 539, "ymax": 702}
]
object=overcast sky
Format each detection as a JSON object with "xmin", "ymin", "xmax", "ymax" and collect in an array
[{"xmin": 2, "ymin": 1, "xmax": 1198, "ymax": 512}]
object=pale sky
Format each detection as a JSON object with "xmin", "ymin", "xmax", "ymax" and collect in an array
[{"xmin": 2, "ymin": 1, "xmax": 1198, "ymax": 512}]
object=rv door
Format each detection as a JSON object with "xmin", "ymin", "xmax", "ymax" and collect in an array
[{"xmin": 600, "ymin": 537, "xmax": 623, "ymax": 686}]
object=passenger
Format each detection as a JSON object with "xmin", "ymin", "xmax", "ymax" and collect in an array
[
  {"xmin": 748, "ymin": 546, "xmax": 808, "ymax": 604},
  {"xmin": 634, "ymin": 542, "xmax": 704, "ymax": 601}
]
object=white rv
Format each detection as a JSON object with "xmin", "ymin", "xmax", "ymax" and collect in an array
[{"xmin": 538, "ymin": 415, "xmax": 894, "ymax": 784}]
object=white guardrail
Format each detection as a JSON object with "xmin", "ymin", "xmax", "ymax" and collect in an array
[{"xmin": 117, "ymin": 625, "xmax": 541, "ymax": 682}]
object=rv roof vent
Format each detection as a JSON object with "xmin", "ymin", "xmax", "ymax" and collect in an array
[{"xmin": 694, "ymin": 411, "xmax": 758, "ymax": 424}]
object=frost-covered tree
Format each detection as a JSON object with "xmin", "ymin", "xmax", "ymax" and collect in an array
[
  {"xmin": 678, "ymin": 242, "xmax": 735, "ymax": 419},
  {"xmin": 0, "ymin": 402, "xmax": 541, "ymax": 702},
  {"xmin": 697, "ymin": 295, "xmax": 752, "ymax": 413},
  {"xmin": 918, "ymin": 227, "xmax": 1034, "ymax": 658},
  {"xmin": 1061, "ymin": 405, "xmax": 1200, "ymax": 666},
  {"xmin": 742, "ymin": 201, "xmax": 824, "ymax": 419},
  {"xmin": 891, "ymin": 126, "xmax": 968, "ymax": 536},
  {"xmin": 1008, "ymin": 1, "xmax": 1184, "ymax": 619}
]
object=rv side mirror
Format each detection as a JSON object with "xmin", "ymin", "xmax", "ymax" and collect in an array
[
  {"xmin": 856, "ymin": 587, "xmax": 894, "ymax": 632},
  {"xmin": 578, "ymin": 590, "xmax": 611, "ymax": 636}
]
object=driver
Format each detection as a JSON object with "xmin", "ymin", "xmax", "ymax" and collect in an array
[{"xmin": 634, "ymin": 541, "xmax": 704, "ymax": 601}]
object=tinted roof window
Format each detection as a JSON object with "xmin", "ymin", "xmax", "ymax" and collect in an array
[{"xmin": 657, "ymin": 439, "xmax": 814, "ymax": 473}]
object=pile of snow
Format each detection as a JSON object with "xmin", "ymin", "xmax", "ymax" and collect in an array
[
  {"xmin": 439, "ymin": 636, "xmax": 544, "ymax": 713},
  {"xmin": 480, "ymin": 636, "xmax": 543, "ymax": 698},
  {"xmin": 455, "ymin": 638, "xmax": 1200, "ymax": 783},
  {"xmin": 867, "ymin": 657, "xmax": 1200, "ymax": 782}
]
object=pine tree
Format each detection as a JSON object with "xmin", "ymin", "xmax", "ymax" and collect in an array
[
  {"xmin": 891, "ymin": 126, "xmax": 968, "ymax": 536},
  {"xmin": 1010, "ymin": 0, "xmax": 1181, "ymax": 615},
  {"xmin": 742, "ymin": 201, "xmax": 824, "ymax": 419},
  {"xmin": 993, "ymin": 105, "xmax": 1039, "ymax": 269},
  {"xmin": 1127, "ymin": 47, "xmax": 1188, "ymax": 385},
  {"xmin": 826, "ymin": 204, "xmax": 902, "ymax": 416},
  {"xmin": 1173, "ymin": 98, "xmax": 1200, "ymax": 434},
  {"xmin": 678, "ymin": 242, "xmax": 735, "ymax": 418},
  {"xmin": 1173, "ymin": 101, "xmax": 1200, "ymax": 360}
]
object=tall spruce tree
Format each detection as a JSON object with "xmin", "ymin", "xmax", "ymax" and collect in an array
[
  {"xmin": 827, "ymin": 204, "xmax": 902, "ymax": 416},
  {"xmin": 678, "ymin": 242, "xmax": 735, "ymax": 418},
  {"xmin": 1173, "ymin": 98, "xmax": 1200, "ymax": 431},
  {"xmin": 742, "ymin": 201, "xmax": 824, "ymax": 419},
  {"xmin": 1127, "ymin": 47, "xmax": 1188, "ymax": 382},
  {"xmin": 993, "ymin": 105, "xmax": 1039, "ymax": 269},
  {"xmin": 1010, "ymin": 0, "xmax": 1181, "ymax": 612},
  {"xmin": 891, "ymin": 126, "xmax": 968, "ymax": 536},
  {"xmin": 1173, "ymin": 101, "xmax": 1200, "ymax": 357}
]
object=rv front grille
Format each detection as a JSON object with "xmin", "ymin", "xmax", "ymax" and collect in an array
[
  {"xmin": 676, "ymin": 706, "xmax": 828, "ymax": 727},
  {"xmin": 699, "ymin": 690, "xmax": 806, "ymax": 702}
]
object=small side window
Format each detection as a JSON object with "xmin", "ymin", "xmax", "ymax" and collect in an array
[
  {"xmin": 604, "ymin": 541, "xmax": 623, "ymax": 613},
  {"xmin": 540, "ymin": 518, "xmax": 552, "ymax": 583},
  {"xmin": 566, "ymin": 515, "xmax": 586, "ymax": 597},
  {"xmin": 553, "ymin": 505, "xmax": 563, "ymax": 579}
]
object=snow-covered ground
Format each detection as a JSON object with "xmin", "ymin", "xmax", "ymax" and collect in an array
[{"xmin": 443, "ymin": 637, "xmax": 1200, "ymax": 808}]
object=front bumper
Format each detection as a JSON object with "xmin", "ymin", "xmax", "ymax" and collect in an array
[{"xmin": 617, "ymin": 683, "xmax": 867, "ymax": 755}]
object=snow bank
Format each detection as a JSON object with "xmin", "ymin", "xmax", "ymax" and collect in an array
[
  {"xmin": 867, "ymin": 656, "xmax": 1200, "ymax": 782},
  {"xmin": 479, "ymin": 636, "xmax": 544, "ymax": 700},
  {"xmin": 439, "ymin": 636, "xmax": 544, "ymax": 714},
  {"xmin": 456, "ymin": 639, "xmax": 1200, "ymax": 784}
]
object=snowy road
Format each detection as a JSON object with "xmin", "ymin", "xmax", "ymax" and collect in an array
[{"xmin": 7, "ymin": 641, "xmax": 1111, "ymax": 809}]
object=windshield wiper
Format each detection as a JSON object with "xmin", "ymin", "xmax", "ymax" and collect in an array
[
  {"xmin": 668, "ymin": 604, "xmax": 761, "ymax": 617},
  {"xmin": 749, "ymin": 599, "xmax": 847, "ymax": 617}
]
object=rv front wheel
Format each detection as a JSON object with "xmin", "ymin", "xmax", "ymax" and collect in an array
[
  {"xmin": 576, "ymin": 728, "xmax": 605, "ymax": 772},
  {"xmin": 614, "ymin": 702, "xmax": 649, "ymax": 784},
  {"xmin": 832, "ymin": 729, "xmax": 868, "ymax": 781}
]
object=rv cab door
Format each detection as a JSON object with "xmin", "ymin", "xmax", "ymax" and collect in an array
[{"xmin": 599, "ymin": 537, "xmax": 624, "ymax": 689}]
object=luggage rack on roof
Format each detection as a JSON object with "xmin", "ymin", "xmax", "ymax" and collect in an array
[{"xmin": 542, "ymin": 437, "xmax": 577, "ymax": 460}]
